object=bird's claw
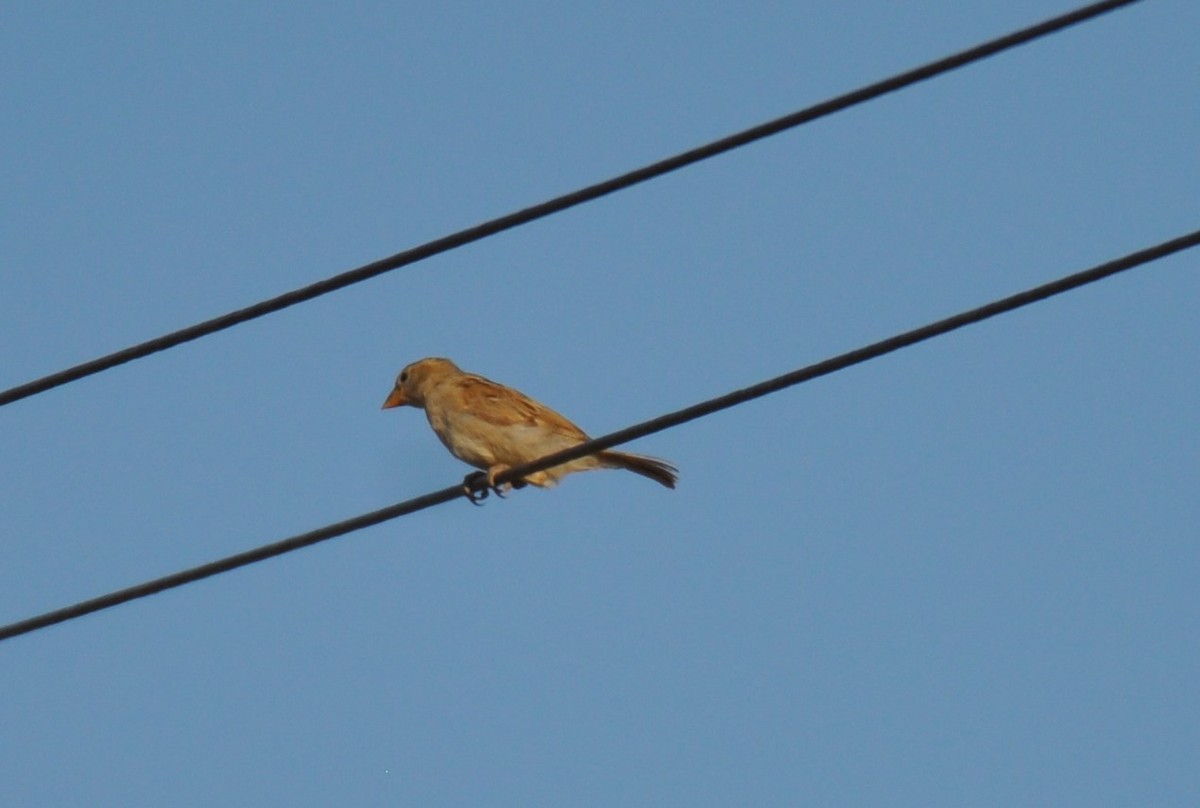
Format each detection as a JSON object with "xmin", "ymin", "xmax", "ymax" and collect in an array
[
  {"xmin": 463, "ymin": 472, "xmax": 490, "ymax": 506},
  {"xmin": 463, "ymin": 470, "xmax": 529, "ymax": 505}
]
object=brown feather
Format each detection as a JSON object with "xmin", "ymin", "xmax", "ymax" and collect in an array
[
  {"xmin": 599, "ymin": 451, "xmax": 678, "ymax": 489},
  {"xmin": 456, "ymin": 374, "xmax": 587, "ymax": 438}
]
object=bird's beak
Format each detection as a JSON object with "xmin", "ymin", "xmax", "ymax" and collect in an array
[{"xmin": 382, "ymin": 388, "xmax": 408, "ymax": 409}]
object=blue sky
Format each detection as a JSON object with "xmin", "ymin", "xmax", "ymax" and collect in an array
[{"xmin": 3, "ymin": 1, "xmax": 1198, "ymax": 804}]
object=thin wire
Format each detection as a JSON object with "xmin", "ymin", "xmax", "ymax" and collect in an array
[
  {"xmin": 2, "ymin": 225, "xmax": 1195, "ymax": 643},
  {"xmin": 0, "ymin": 0, "xmax": 1143, "ymax": 409}
]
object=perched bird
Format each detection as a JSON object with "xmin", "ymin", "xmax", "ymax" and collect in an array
[{"xmin": 382, "ymin": 357, "xmax": 677, "ymax": 501}]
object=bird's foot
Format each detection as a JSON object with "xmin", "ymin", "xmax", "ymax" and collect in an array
[
  {"xmin": 486, "ymin": 467, "xmax": 511, "ymax": 499},
  {"xmin": 486, "ymin": 466, "xmax": 532, "ymax": 498},
  {"xmin": 462, "ymin": 471, "xmax": 490, "ymax": 506},
  {"xmin": 463, "ymin": 469, "xmax": 529, "ymax": 504}
]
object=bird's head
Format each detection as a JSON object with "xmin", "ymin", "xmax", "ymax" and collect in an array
[{"xmin": 382, "ymin": 357, "xmax": 460, "ymax": 409}]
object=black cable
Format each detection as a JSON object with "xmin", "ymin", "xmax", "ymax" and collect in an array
[
  {"xmin": 0, "ymin": 487, "xmax": 465, "ymax": 643},
  {"xmin": 2, "ymin": 225, "xmax": 1195, "ymax": 643},
  {"xmin": 0, "ymin": 0, "xmax": 1143, "ymax": 409}
]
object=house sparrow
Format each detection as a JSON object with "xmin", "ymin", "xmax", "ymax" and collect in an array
[{"xmin": 383, "ymin": 357, "xmax": 677, "ymax": 501}]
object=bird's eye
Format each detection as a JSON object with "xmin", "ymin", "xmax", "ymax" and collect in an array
[{"xmin": 399, "ymin": 372, "xmax": 408, "ymax": 383}]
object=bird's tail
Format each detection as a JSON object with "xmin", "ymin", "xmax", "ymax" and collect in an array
[{"xmin": 599, "ymin": 451, "xmax": 678, "ymax": 489}]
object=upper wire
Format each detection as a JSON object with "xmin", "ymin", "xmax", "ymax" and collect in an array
[
  {"xmin": 2, "ymin": 224, "xmax": 1195, "ymax": 643},
  {"xmin": 0, "ymin": 0, "xmax": 1144, "ymax": 408}
]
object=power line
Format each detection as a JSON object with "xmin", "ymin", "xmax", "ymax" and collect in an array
[
  {"xmin": 2, "ymin": 225, "xmax": 1195, "ymax": 643},
  {"xmin": 0, "ymin": 0, "xmax": 1143, "ymax": 409}
]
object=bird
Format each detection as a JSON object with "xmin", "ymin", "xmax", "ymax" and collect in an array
[{"xmin": 382, "ymin": 357, "xmax": 677, "ymax": 502}]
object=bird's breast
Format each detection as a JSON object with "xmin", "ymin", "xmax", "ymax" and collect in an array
[
  {"xmin": 424, "ymin": 406, "xmax": 499, "ymax": 469},
  {"xmin": 424, "ymin": 404, "xmax": 579, "ymax": 470}
]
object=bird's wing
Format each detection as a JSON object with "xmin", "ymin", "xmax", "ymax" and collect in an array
[{"xmin": 456, "ymin": 374, "xmax": 589, "ymax": 440}]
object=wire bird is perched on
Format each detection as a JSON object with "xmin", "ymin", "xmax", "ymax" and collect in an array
[{"xmin": 383, "ymin": 358, "xmax": 677, "ymax": 502}]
